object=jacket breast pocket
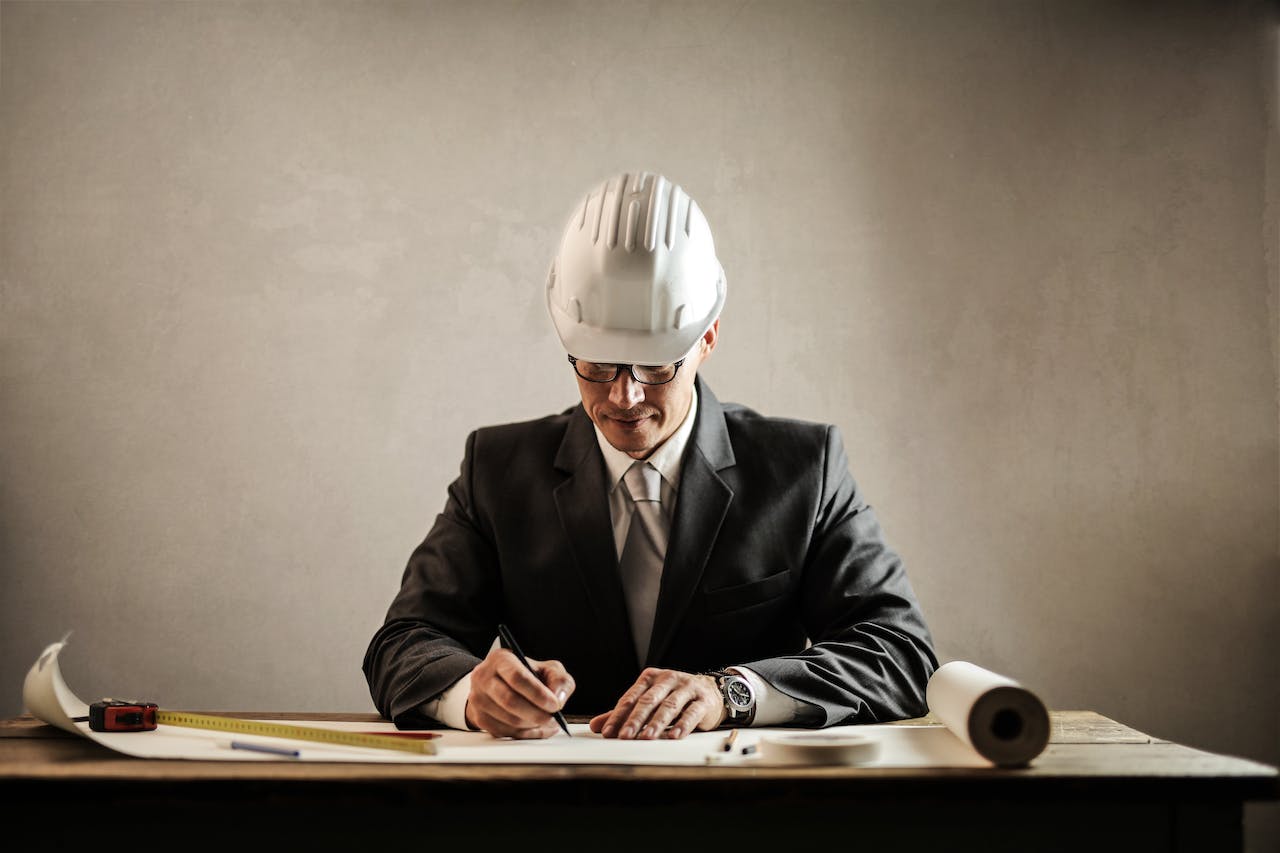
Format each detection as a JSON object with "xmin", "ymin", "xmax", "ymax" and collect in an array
[{"xmin": 703, "ymin": 569, "xmax": 792, "ymax": 615}]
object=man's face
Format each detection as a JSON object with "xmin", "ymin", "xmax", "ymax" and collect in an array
[{"xmin": 575, "ymin": 322, "xmax": 718, "ymax": 460}]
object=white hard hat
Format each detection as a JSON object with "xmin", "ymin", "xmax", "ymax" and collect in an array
[{"xmin": 545, "ymin": 172, "xmax": 726, "ymax": 366}]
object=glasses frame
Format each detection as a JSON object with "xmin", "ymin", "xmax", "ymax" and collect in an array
[{"xmin": 567, "ymin": 354, "xmax": 686, "ymax": 386}]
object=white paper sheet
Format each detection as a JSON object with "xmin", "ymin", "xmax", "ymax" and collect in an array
[{"xmin": 22, "ymin": 639, "xmax": 1041, "ymax": 768}]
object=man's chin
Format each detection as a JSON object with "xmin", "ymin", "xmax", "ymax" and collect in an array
[{"xmin": 601, "ymin": 423, "xmax": 657, "ymax": 458}]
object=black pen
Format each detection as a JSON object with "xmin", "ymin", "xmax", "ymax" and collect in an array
[{"xmin": 497, "ymin": 623, "xmax": 572, "ymax": 737}]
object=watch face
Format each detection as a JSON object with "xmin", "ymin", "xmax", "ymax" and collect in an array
[{"xmin": 724, "ymin": 677, "xmax": 753, "ymax": 710}]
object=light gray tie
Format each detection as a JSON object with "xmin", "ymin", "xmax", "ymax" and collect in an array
[{"xmin": 619, "ymin": 461, "xmax": 668, "ymax": 664}]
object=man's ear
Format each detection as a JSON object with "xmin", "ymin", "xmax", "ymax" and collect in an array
[{"xmin": 701, "ymin": 319, "xmax": 720, "ymax": 357}]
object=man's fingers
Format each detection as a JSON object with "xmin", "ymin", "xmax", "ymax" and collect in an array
[
  {"xmin": 468, "ymin": 648, "xmax": 574, "ymax": 736},
  {"xmin": 597, "ymin": 671, "xmax": 651, "ymax": 737},
  {"xmin": 604, "ymin": 669, "xmax": 682, "ymax": 739},
  {"xmin": 489, "ymin": 650, "xmax": 575, "ymax": 714},
  {"xmin": 665, "ymin": 703, "xmax": 707, "ymax": 739},
  {"xmin": 532, "ymin": 658, "xmax": 575, "ymax": 711},
  {"xmin": 469, "ymin": 677, "xmax": 535, "ymax": 729},
  {"xmin": 495, "ymin": 651, "xmax": 559, "ymax": 708},
  {"xmin": 470, "ymin": 701, "xmax": 560, "ymax": 740},
  {"xmin": 628, "ymin": 670, "xmax": 711, "ymax": 738},
  {"xmin": 620, "ymin": 676, "xmax": 677, "ymax": 739},
  {"xmin": 595, "ymin": 668, "xmax": 726, "ymax": 739}
]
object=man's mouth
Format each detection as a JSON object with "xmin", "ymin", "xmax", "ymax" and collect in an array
[{"xmin": 605, "ymin": 411, "xmax": 653, "ymax": 430}]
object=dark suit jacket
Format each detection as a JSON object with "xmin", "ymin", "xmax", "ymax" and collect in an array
[{"xmin": 363, "ymin": 378, "xmax": 937, "ymax": 726}]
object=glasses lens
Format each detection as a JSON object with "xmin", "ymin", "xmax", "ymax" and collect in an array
[
  {"xmin": 574, "ymin": 360, "xmax": 620, "ymax": 382},
  {"xmin": 632, "ymin": 363, "xmax": 679, "ymax": 385},
  {"xmin": 570, "ymin": 357, "xmax": 682, "ymax": 385}
]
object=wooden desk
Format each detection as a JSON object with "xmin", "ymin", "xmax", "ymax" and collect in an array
[{"xmin": 1, "ymin": 711, "xmax": 1274, "ymax": 852}]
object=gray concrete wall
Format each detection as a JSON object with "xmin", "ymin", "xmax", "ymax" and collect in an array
[{"xmin": 3, "ymin": 0, "xmax": 1276, "ymax": 846}]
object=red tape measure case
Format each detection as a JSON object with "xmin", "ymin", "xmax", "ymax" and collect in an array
[{"xmin": 88, "ymin": 700, "xmax": 158, "ymax": 732}]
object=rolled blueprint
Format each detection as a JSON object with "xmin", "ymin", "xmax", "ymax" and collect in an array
[{"xmin": 926, "ymin": 660, "xmax": 1050, "ymax": 767}]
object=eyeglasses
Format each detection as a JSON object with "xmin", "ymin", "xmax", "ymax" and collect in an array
[{"xmin": 567, "ymin": 354, "xmax": 685, "ymax": 386}]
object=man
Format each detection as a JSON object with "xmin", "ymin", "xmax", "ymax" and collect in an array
[{"xmin": 363, "ymin": 172, "xmax": 937, "ymax": 740}]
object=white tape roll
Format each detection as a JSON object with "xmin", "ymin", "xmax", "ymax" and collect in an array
[{"xmin": 757, "ymin": 732, "xmax": 880, "ymax": 766}]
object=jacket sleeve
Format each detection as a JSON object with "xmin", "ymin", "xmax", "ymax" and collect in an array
[
  {"xmin": 743, "ymin": 425, "xmax": 938, "ymax": 725},
  {"xmin": 361, "ymin": 430, "xmax": 498, "ymax": 726}
]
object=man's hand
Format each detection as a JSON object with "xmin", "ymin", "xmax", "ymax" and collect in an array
[
  {"xmin": 588, "ymin": 668, "xmax": 725, "ymax": 739},
  {"xmin": 465, "ymin": 647, "xmax": 574, "ymax": 739}
]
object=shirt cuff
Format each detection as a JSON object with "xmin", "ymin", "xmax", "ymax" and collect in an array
[
  {"xmin": 424, "ymin": 634, "xmax": 504, "ymax": 731},
  {"xmin": 732, "ymin": 666, "xmax": 807, "ymax": 727},
  {"xmin": 422, "ymin": 671, "xmax": 478, "ymax": 731}
]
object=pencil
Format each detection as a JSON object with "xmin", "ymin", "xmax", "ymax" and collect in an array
[
  {"xmin": 723, "ymin": 728, "xmax": 740, "ymax": 752},
  {"xmin": 497, "ymin": 623, "xmax": 572, "ymax": 737},
  {"xmin": 228, "ymin": 740, "xmax": 301, "ymax": 758}
]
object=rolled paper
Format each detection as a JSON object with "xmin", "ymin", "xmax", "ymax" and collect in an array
[{"xmin": 926, "ymin": 661, "xmax": 1050, "ymax": 767}]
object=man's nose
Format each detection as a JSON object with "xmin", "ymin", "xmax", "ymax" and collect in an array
[{"xmin": 609, "ymin": 371, "xmax": 645, "ymax": 408}]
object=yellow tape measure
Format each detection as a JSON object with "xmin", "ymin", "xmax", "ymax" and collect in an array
[{"xmin": 155, "ymin": 710, "xmax": 437, "ymax": 755}]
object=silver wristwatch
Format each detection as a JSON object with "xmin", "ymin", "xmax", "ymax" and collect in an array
[{"xmin": 710, "ymin": 669, "xmax": 756, "ymax": 727}]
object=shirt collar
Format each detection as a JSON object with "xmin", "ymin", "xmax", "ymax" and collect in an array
[{"xmin": 595, "ymin": 382, "xmax": 699, "ymax": 494}]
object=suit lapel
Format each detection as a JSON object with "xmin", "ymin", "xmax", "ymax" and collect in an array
[
  {"xmin": 646, "ymin": 378, "xmax": 736, "ymax": 664},
  {"xmin": 553, "ymin": 407, "xmax": 639, "ymax": 670}
]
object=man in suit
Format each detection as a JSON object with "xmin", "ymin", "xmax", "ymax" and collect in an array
[{"xmin": 363, "ymin": 172, "xmax": 937, "ymax": 740}]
